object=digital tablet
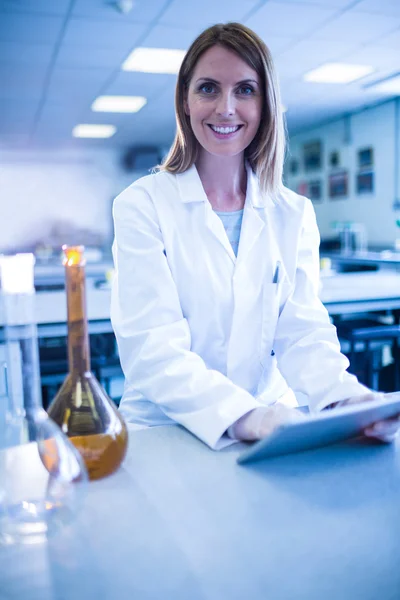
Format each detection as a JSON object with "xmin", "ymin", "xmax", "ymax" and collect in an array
[{"xmin": 237, "ymin": 393, "xmax": 400, "ymax": 465}]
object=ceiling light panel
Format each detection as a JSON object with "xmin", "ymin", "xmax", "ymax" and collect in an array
[
  {"xmin": 122, "ymin": 47, "xmax": 186, "ymax": 74},
  {"xmin": 72, "ymin": 124, "xmax": 116, "ymax": 138},
  {"xmin": 91, "ymin": 95, "xmax": 147, "ymax": 113},
  {"xmin": 366, "ymin": 73, "xmax": 400, "ymax": 93},
  {"xmin": 304, "ymin": 62, "xmax": 375, "ymax": 83}
]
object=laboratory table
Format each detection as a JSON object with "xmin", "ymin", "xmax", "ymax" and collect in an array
[
  {"xmin": 321, "ymin": 250, "xmax": 400, "ymax": 268},
  {"xmin": 320, "ymin": 271, "xmax": 400, "ymax": 316},
  {"xmin": 1, "ymin": 425, "xmax": 400, "ymax": 600}
]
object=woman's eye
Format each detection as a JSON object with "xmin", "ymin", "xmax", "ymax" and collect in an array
[
  {"xmin": 199, "ymin": 83, "xmax": 216, "ymax": 94},
  {"xmin": 238, "ymin": 85, "xmax": 254, "ymax": 95}
]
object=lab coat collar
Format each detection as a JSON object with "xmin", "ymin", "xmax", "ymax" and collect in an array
[{"xmin": 176, "ymin": 162, "xmax": 271, "ymax": 208}]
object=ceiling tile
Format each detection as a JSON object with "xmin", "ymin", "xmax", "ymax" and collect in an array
[
  {"xmin": 159, "ymin": 0, "xmax": 259, "ymax": 29},
  {"xmin": 0, "ymin": 12, "xmax": 63, "ymax": 44},
  {"xmin": 137, "ymin": 24, "xmax": 290, "ymax": 55},
  {"xmin": 38, "ymin": 101, "xmax": 93, "ymax": 122},
  {"xmin": 107, "ymin": 72, "xmax": 173, "ymax": 100},
  {"xmin": 355, "ymin": 0, "xmax": 400, "ymax": 18},
  {"xmin": 45, "ymin": 67, "xmax": 113, "ymax": 102},
  {"xmin": 276, "ymin": 38, "xmax": 362, "ymax": 80},
  {"xmin": 0, "ymin": 64, "xmax": 47, "ymax": 100},
  {"xmin": 274, "ymin": 0, "xmax": 354, "ymax": 6},
  {"xmin": 361, "ymin": 66, "xmax": 400, "ymax": 90},
  {"xmin": 372, "ymin": 27, "xmax": 400, "ymax": 48},
  {"xmin": 56, "ymin": 43, "xmax": 131, "ymax": 69},
  {"xmin": 263, "ymin": 36, "xmax": 296, "ymax": 57},
  {"xmin": 140, "ymin": 24, "xmax": 201, "ymax": 49},
  {"xmin": 72, "ymin": 0, "xmax": 167, "ymax": 23},
  {"xmin": 0, "ymin": 98, "xmax": 38, "ymax": 117},
  {"xmin": 62, "ymin": 18, "xmax": 146, "ymax": 49},
  {"xmin": 0, "ymin": 41, "xmax": 53, "ymax": 67},
  {"xmin": 0, "ymin": 0, "xmax": 70, "ymax": 16},
  {"xmin": 245, "ymin": 2, "xmax": 338, "ymax": 39},
  {"xmin": 340, "ymin": 44, "xmax": 400, "ymax": 71},
  {"xmin": 314, "ymin": 9, "xmax": 400, "ymax": 44}
]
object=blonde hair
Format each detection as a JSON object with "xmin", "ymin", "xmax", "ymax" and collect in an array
[{"xmin": 159, "ymin": 22, "xmax": 286, "ymax": 197}]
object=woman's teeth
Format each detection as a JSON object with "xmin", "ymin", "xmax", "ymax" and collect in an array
[{"xmin": 209, "ymin": 125, "xmax": 240, "ymax": 134}]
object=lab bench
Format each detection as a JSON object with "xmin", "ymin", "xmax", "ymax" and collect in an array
[
  {"xmin": 321, "ymin": 249, "xmax": 400, "ymax": 273},
  {"xmin": 1, "ymin": 424, "xmax": 399, "ymax": 600}
]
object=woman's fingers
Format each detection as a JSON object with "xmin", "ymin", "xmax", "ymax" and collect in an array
[{"xmin": 363, "ymin": 416, "xmax": 400, "ymax": 443}]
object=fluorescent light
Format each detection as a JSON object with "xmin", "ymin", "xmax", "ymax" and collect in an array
[
  {"xmin": 122, "ymin": 47, "xmax": 186, "ymax": 74},
  {"xmin": 72, "ymin": 124, "xmax": 116, "ymax": 138},
  {"xmin": 304, "ymin": 62, "xmax": 375, "ymax": 84},
  {"xmin": 91, "ymin": 95, "xmax": 147, "ymax": 113},
  {"xmin": 366, "ymin": 73, "xmax": 400, "ymax": 94}
]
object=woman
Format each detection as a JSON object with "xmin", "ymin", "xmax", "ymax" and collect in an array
[{"xmin": 111, "ymin": 22, "xmax": 399, "ymax": 449}]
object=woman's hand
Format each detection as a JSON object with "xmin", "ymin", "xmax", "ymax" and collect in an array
[
  {"xmin": 338, "ymin": 392, "xmax": 400, "ymax": 443},
  {"xmin": 227, "ymin": 404, "xmax": 307, "ymax": 441}
]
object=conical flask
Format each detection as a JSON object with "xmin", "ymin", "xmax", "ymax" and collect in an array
[
  {"xmin": 47, "ymin": 246, "xmax": 128, "ymax": 480},
  {"xmin": 0, "ymin": 254, "xmax": 88, "ymax": 545}
]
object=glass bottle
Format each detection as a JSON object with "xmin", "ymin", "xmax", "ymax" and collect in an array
[
  {"xmin": 47, "ymin": 246, "xmax": 128, "ymax": 480},
  {"xmin": 0, "ymin": 254, "xmax": 88, "ymax": 545}
]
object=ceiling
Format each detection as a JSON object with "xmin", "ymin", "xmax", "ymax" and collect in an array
[{"xmin": 1, "ymin": 0, "xmax": 400, "ymax": 151}]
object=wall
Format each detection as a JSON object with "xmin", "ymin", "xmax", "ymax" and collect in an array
[
  {"xmin": 285, "ymin": 99, "xmax": 400, "ymax": 247},
  {"xmin": 0, "ymin": 148, "xmax": 148, "ymax": 254}
]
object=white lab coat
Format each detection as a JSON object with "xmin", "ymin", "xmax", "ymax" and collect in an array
[{"xmin": 111, "ymin": 163, "xmax": 369, "ymax": 449}]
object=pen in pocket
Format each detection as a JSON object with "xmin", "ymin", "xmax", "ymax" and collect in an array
[{"xmin": 272, "ymin": 261, "xmax": 281, "ymax": 283}]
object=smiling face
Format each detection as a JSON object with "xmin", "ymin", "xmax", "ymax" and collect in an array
[{"xmin": 184, "ymin": 45, "xmax": 263, "ymax": 160}]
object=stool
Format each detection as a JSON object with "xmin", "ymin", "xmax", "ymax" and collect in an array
[{"xmin": 336, "ymin": 318, "xmax": 400, "ymax": 390}]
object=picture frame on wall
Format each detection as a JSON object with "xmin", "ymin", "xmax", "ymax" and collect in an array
[
  {"xmin": 308, "ymin": 180, "xmax": 322, "ymax": 203},
  {"xmin": 297, "ymin": 181, "xmax": 308, "ymax": 196},
  {"xmin": 303, "ymin": 140, "xmax": 322, "ymax": 172},
  {"xmin": 356, "ymin": 171, "xmax": 374, "ymax": 194},
  {"xmin": 356, "ymin": 146, "xmax": 374, "ymax": 195},
  {"xmin": 329, "ymin": 170, "xmax": 348, "ymax": 199},
  {"xmin": 358, "ymin": 147, "xmax": 374, "ymax": 169}
]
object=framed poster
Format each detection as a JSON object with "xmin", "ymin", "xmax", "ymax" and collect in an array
[
  {"xmin": 358, "ymin": 147, "xmax": 374, "ymax": 169},
  {"xmin": 329, "ymin": 170, "xmax": 348, "ymax": 199},
  {"xmin": 303, "ymin": 140, "xmax": 322, "ymax": 172},
  {"xmin": 356, "ymin": 170, "xmax": 374, "ymax": 194},
  {"xmin": 308, "ymin": 180, "xmax": 322, "ymax": 203},
  {"xmin": 297, "ymin": 181, "xmax": 308, "ymax": 196}
]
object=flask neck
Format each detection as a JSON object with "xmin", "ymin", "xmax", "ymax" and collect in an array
[
  {"xmin": 65, "ymin": 264, "xmax": 91, "ymax": 374},
  {"xmin": 2, "ymin": 292, "xmax": 43, "ymax": 413}
]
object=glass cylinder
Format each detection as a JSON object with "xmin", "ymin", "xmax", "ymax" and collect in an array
[
  {"xmin": 47, "ymin": 246, "xmax": 128, "ymax": 480},
  {"xmin": 0, "ymin": 254, "xmax": 88, "ymax": 545}
]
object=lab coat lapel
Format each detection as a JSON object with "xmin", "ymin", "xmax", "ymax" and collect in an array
[
  {"xmin": 204, "ymin": 202, "xmax": 236, "ymax": 264},
  {"xmin": 235, "ymin": 164, "xmax": 268, "ymax": 270},
  {"xmin": 176, "ymin": 164, "xmax": 236, "ymax": 265}
]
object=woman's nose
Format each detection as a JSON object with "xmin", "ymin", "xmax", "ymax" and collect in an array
[{"xmin": 215, "ymin": 92, "xmax": 235, "ymax": 117}]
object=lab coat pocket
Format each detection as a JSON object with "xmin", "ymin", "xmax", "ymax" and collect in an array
[{"xmin": 259, "ymin": 282, "xmax": 281, "ymax": 368}]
